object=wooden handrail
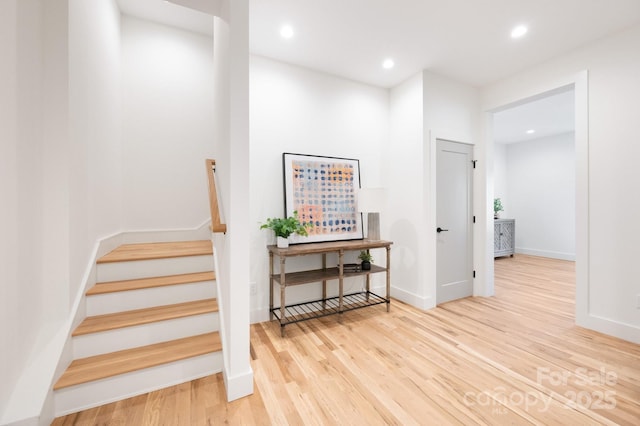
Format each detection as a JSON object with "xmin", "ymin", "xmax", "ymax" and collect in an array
[{"xmin": 205, "ymin": 159, "xmax": 227, "ymax": 234}]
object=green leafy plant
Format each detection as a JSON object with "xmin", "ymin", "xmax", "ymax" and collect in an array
[
  {"xmin": 260, "ymin": 210, "xmax": 312, "ymax": 238},
  {"xmin": 494, "ymin": 198, "xmax": 504, "ymax": 214},
  {"xmin": 358, "ymin": 251, "xmax": 373, "ymax": 263}
]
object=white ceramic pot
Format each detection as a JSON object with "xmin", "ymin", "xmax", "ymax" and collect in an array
[{"xmin": 277, "ymin": 236, "xmax": 289, "ymax": 248}]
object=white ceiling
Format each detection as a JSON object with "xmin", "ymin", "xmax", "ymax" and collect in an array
[
  {"xmin": 116, "ymin": 0, "xmax": 214, "ymax": 36},
  {"xmin": 252, "ymin": 0, "xmax": 640, "ymax": 89},
  {"xmin": 493, "ymin": 89, "xmax": 575, "ymax": 144},
  {"xmin": 116, "ymin": 0, "xmax": 638, "ymax": 140},
  {"xmin": 118, "ymin": 0, "xmax": 640, "ymax": 89}
]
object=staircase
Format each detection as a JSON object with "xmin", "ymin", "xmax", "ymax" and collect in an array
[{"xmin": 54, "ymin": 240, "xmax": 223, "ymax": 416}]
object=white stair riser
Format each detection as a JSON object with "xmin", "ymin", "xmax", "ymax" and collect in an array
[
  {"xmin": 86, "ymin": 281, "xmax": 216, "ymax": 316},
  {"xmin": 73, "ymin": 313, "xmax": 219, "ymax": 359},
  {"xmin": 55, "ymin": 351, "xmax": 222, "ymax": 417},
  {"xmin": 97, "ymin": 255, "xmax": 213, "ymax": 282}
]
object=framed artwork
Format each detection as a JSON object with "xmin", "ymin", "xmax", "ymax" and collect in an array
[{"xmin": 283, "ymin": 153, "xmax": 363, "ymax": 244}]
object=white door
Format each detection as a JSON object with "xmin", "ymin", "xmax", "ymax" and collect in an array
[{"xmin": 436, "ymin": 139, "xmax": 473, "ymax": 304}]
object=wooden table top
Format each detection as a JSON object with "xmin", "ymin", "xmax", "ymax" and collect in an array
[{"xmin": 267, "ymin": 239, "xmax": 392, "ymax": 257}]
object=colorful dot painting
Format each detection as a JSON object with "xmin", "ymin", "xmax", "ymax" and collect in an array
[{"xmin": 291, "ymin": 160, "xmax": 358, "ymax": 236}]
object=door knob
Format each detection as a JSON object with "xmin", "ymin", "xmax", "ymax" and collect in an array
[{"xmin": 437, "ymin": 227, "xmax": 449, "ymax": 233}]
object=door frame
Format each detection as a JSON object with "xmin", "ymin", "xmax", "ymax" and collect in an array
[
  {"xmin": 479, "ymin": 71, "xmax": 589, "ymax": 327},
  {"xmin": 425, "ymin": 131, "xmax": 475, "ymax": 309},
  {"xmin": 435, "ymin": 139, "xmax": 474, "ymax": 304}
]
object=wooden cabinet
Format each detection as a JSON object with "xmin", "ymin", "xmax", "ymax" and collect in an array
[
  {"xmin": 268, "ymin": 239, "xmax": 392, "ymax": 336},
  {"xmin": 494, "ymin": 218, "xmax": 515, "ymax": 258}
]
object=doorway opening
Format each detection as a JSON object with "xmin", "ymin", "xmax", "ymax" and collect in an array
[
  {"xmin": 493, "ymin": 87, "xmax": 576, "ymax": 261},
  {"xmin": 483, "ymin": 71, "xmax": 589, "ymax": 325}
]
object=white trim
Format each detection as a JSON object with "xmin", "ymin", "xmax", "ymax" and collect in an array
[
  {"xmin": 573, "ymin": 71, "xmax": 590, "ymax": 331},
  {"xmin": 222, "ymin": 367, "xmax": 254, "ymax": 402},
  {"xmin": 119, "ymin": 219, "xmax": 212, "ymax": 244},
  {"xmin": 211, "ymin": 236, "xmax": 228, "ymax": 372},
  {"xmin": 479, "ymin": 114, "xmax": 494, "ymax": 298},
  {"xmin": 515, "ymin": 248, "xmax": 576, "ymax": 261},
  {"xmin": 250, "ymin": 308, "xmax": 270, "ymax": 324},
  {"xmin": 577, "ymin": 315, "xmax": 640, "ymax": 345},
  {"xmin": 1, "ymin": 240, "xmax": 99, "ymax": 426},
  {"xmin": 429, "ymin": 131, "xmax": 477, "ymax": 303},
  {"xmin": 391, "ymin": 286, "xmax": 433, "ymax": 310},
  {"xmin": 482, "ymin": 71, "xmax": 610, "ymax": 339},
  {"xmin": 424, "ymin": 131, "xmax": 438, "ymax": 307},
  {"xmin": 212, "ymin": 233, "xmax": 254, "ymax": 401},
  {"xmin": 94, "ymin": 219, "xmax": 211, "ymax": 259}
]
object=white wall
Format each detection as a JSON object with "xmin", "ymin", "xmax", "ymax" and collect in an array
[
  {"xmin": 68, "ymin": 0, "xmax": 122, "ymax": 296},
  {"xmin": 493, "ymin": 143, "xmax": 508, "ymax": 216},
  {"xmin": 483, "ymin": 23, "xmax": 640, "ymax": 342},
  {"xmin": 506, "ymin": 133, "xmax": 575, "ymax": 260},
  {"xmin": 121, "ymin": 16, "xmax": 215, "ymax": 231},
  {"xmin": 213, "ymin": 0, "xmax": 253, "ymax": 401},
  {"xmin": 0, "ymin": 0, "xmax": 41, "ymax": 417},
  {"xmin": 1, "ymin": 1, "xmax": 70, "ymax": 421},
  {"xmin": 422, "ymin": 71, "xmax": 481, "ymax": 302},
  {"xmin": 387, "ymin": 73, "xmax": 424, "ymax": 306},
  {"xmin": 2, "ymin": 0, "xmax": 123, "ymax": 422},
  {"xmin": 250, "ymin": 56, "xmax": 389, "ymax": 321},
  {"xmin": 42, "ymin": 0, "xmax": 71, "ymax": 325},
  {"xmin": 387, "ymin": 71, "xmax": 480, "ymax": 309}
]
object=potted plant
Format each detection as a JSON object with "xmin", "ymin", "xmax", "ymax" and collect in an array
[
  {"xmin": 494, "ymin": 198, "xmax": 504, "ymax": 219},
  {"xmin": 358, "ymin": 250, "xmax": 373, "ymax": 270},
  {"xmin": 260, "ymin": 210, "xmax": 312, "ymax": 248}
]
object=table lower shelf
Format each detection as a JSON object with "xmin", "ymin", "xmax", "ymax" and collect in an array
[{"xmin": 271, "ymin": 291, "xmax": 388, "ymax": 326}]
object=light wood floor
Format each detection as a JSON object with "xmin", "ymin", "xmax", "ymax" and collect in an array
[{"xmin": 53, "ymin": 255, "xmax": 640, "ymax": 425}]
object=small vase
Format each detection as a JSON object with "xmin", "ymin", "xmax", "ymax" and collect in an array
[
  {"xmin": 277, "ymin": 236, "xmax": 289, "ymax": 248},
  {"xmin": 361, "ymin": 261, "xmax": 371, "ymax": 271}
]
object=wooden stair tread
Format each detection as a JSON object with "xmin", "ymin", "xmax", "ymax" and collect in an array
[
  {"xmin": 97, "ymin": 241, "xmax": 213, "ymax": 263},
  {"xmin": 87, "ymin": 271, "xmax": 216, "ymax": 295},
  {"xmin": 73, "ymin": 299, "xmax": 218, "ymax": 336},
  {"xmin": 54, "ymin": 332, "xmax": 221, "ymax": 390}
]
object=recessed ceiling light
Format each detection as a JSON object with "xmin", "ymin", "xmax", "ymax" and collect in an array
[
  {"xmin": 511, "ymin": 25, "xmax": 528, "ymax": 39},
  {"xmin": 280, "ymin": 25, "xmax": 294, "ymax": 39},
  {"xmin": 526, "ymin": 129, "xmax": 535, "ymax": 134},
  {"xmin": 382, "ymin": 59, "xmax": 395, "ymax": 69}
]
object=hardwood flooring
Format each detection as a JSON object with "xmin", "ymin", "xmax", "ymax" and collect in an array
[
  {"xmin": 97, "ymin": 241, "xmax": 212, "ymax": 263},
  {"xmin": 72, "ymin": 299, "xmax": 219, "ymax": 336},
  {"xmin": 54, "ymin": 333, "xmax": 222, "ymax": 390},
  {"xmin": 53, "ymin": 255, "xmax": 640, "ymax": 425},
  {"xmin": 87, "ymin": 272, "xmax": 216, "ymax": 295}
]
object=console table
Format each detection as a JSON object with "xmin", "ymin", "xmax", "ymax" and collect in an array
[{"xmin": 268, "ymin": 239, "xmax": 392, "ymax": 336}]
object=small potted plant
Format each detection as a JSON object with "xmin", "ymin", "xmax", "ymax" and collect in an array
[
  {"xmin": 494, "ymin": 198, "xmax": 504, "ymax": 219},
  {"xmin": 358, "ymin": 250, "xmax": 373, "ymax": 270},
  {"xmin": 260, "ymin": 210, "xmax": 312, "ymax": 248}
]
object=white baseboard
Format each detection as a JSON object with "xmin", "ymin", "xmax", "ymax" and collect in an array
[
  {"xmin": 515, "ymin": 247, "xmax": 576, "ymax": 261},
  {"xmin": 578, "ymin": 313, "xmax": 640, "ymax": 344},
  {"xmin": 250, "ymin": 308, "xmax": 270, "ymax": 324},
  {"xmin": 390, "ymin": 286, "xmax": 434, "ymax": 310},
  {"xmin": 0, "ymin": 322, "xmax": 68, "ymax": 426},
  {"xmin": 222, "ymin": 367, "xmax": 254, "ymax": 402},
  {"xmin": 95, "ymin": 220, "xmax": 211, "ymax": 259},
  {"xmin": 119, "ymin": 220, "xmax": 212, "ymax": 245}
]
